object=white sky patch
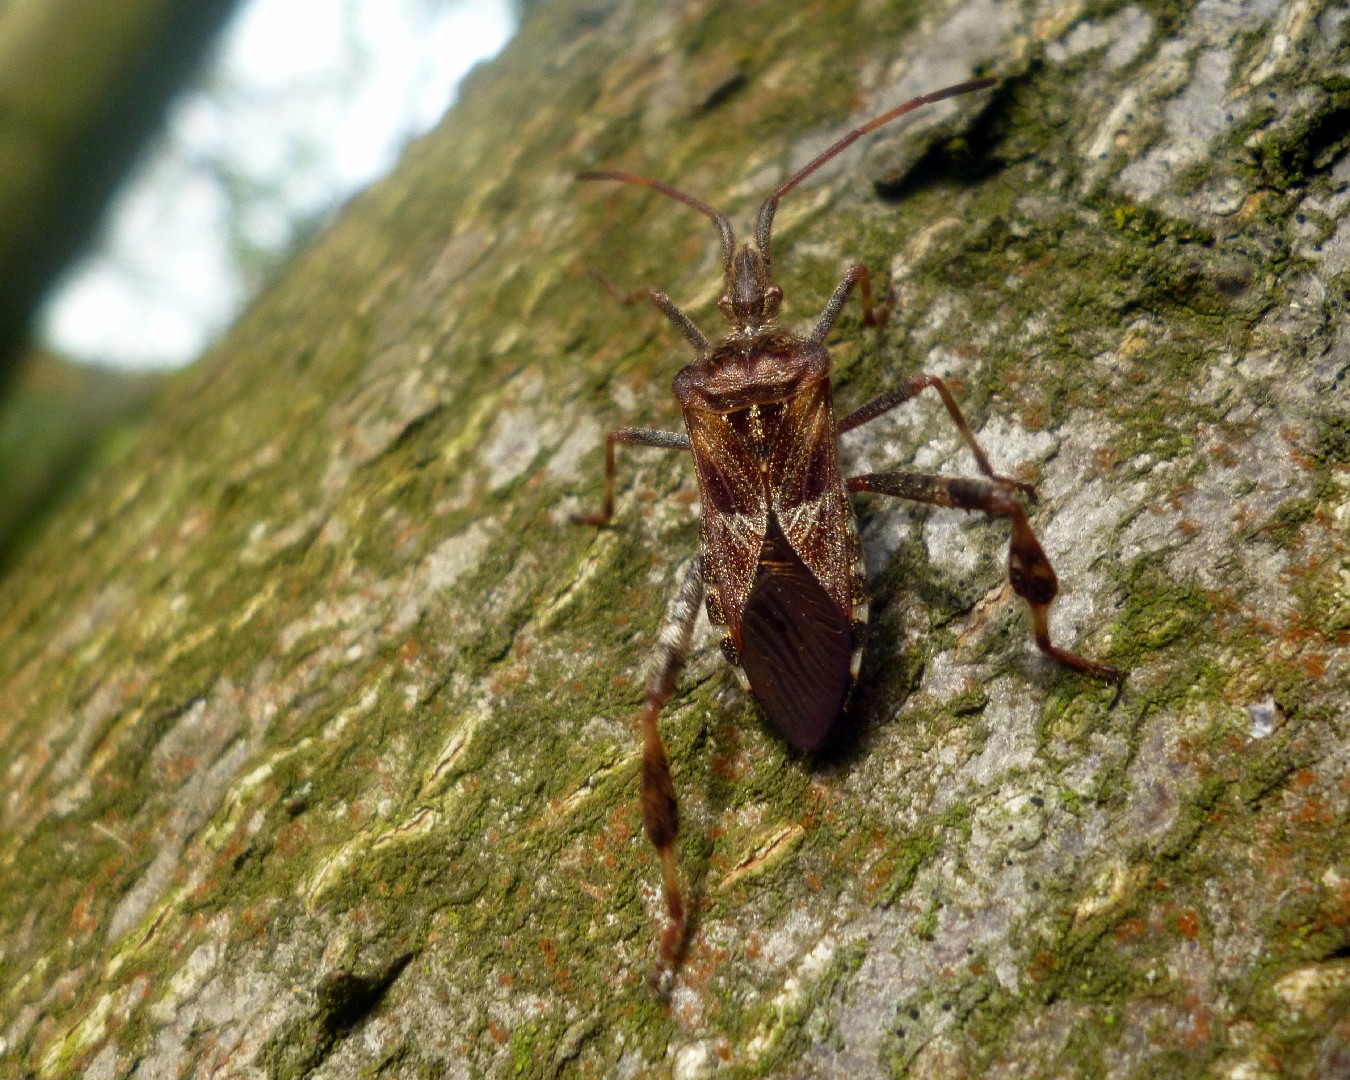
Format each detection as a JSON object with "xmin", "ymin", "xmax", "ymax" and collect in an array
[{"xmin": 40, "ymin": 0, "xmax": 516, "ymax": 370}]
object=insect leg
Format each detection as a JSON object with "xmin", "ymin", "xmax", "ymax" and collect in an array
[
  {"xmin": 585, "ymin": 270, "xmax": 709, "ymax": 351},
  {"xmin": 838, "ymin": 374, "xmax": 1035, "ymax": 498},
  {"xmin": 810, "ymin": 264, "xmax": 892, "ymax": 342},
  {"xmin": 638, "ymin": 555, "xmax": 705, "ymax": 979},
  {"xmin": 847, "ymin": 470, "xmax": 1120, "ymax": 681},
  {"xmin": 571, "ymin": 427, "xmax": 691, "ymax": 526}
]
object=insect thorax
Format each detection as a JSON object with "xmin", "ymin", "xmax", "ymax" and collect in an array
[
  {"xmin": 676, "ymin": 330, "xmax": 862, "ymax": 661},
  {"xmin": 673, "ymin": 331, "xmax": 829, "ymax": 414}
]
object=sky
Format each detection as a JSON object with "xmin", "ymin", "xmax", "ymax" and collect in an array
[{"xmin": 40, "ymin": 0, "xmax": 517, "ymax": 370}]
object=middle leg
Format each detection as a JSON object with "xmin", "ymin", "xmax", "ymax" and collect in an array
[
  {"xmin": 838, "ymin": 374, "xmax": 1033, "ymax": 498},
  {"xmin": 847, "ymin": 470, "xmax": 1120, "ymax": 680},
  {"xmin": 585, "ymin": 270, "xmax": 709, "ymax": 352},
  {"xmin": 571, "ymin": 426, "xmax": 691, "ymax": 526}
]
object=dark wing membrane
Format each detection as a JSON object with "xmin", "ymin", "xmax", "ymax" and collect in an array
[{"xmin": 739, "ymin": 515, "xmax": 853, "ymax": 750}]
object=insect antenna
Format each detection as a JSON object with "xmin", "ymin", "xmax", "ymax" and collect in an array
[
  {"xmin": 754, "ymin": 75, "xmax": 998, "ymax": 260},
  {"xmin": 577, "ymin": 170, "xmax": 735, "ymax": 272}
]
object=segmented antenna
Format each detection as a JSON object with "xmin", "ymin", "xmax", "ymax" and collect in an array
[{"xmin": 754, "ymin": 76, "xmax": 997, "ymax": 260}]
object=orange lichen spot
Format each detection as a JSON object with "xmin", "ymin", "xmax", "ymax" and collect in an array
[
  {"xmin": 272, "ymin": 819, "xmax": 309, "ymax": 860},
  {"xmin": 710, "ymin": 751, "xmax": 747, "ymax": 781},
  {"xmin": 575, "ymin": 880, "xmax": 606, "ymax": 903},
  {"xmin": 1021, "ymin": 401, "xmax": 1047, "ymax": 431},
  {"xmin": 1172, "ymin": 907, "xmax": 1201, "ymax": 940},
  {"xmin": 1293, "ymin": 795, "xmax": 1332, "ymax": 826},
  {"xmin": 488, "ymin": 1021, "xmax": 509, "ymax": 1043},
  {"xmin": 163, "ymin": 753, "xmax": 199, "ymax": 785},
  {"xmin": 1028, "ymin": 949, "xmax": 1059, "ymax": 982},
  {"xmin": 1181, "ymin": 994, "xmax": 1212, "ymax": 1049},
  {"xmin": 348, "ymin": 800, "xmax": 371, "ymax": 825},
  {"xmin": 69, "ymin": 887, "xmax": 99, "ymax": 937},
  {"xmin": 1235, "ymin": 191, "xmax": 1268, "ymax": 221}
]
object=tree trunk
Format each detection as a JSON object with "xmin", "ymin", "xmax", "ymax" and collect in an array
[{"xmin": 1, "ymin": 0, "xmax": 1346, "ymax": 1076}]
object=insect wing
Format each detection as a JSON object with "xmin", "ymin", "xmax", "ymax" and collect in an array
[
  {"xmin": 767, "ymin": 381, "xmax": 856, "ymax": 621},
  {"xmin": 739, "ymin": 514, "xmax": 853, "ymax": 750},
  {"xmin": 684, "ymin": 405, "xmax": 767, "ymax": 629}
]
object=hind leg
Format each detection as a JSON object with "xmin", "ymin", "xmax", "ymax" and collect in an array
[
  {"xmin": 636, "ymin": 556, "xmax": 705, "ymax": 982},
  {"xmin": 847, "ymin": 471, "xmax": 1119, "ymax": 680}
]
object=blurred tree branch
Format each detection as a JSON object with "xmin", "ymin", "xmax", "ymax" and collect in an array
[{"xmin": 0, "ymin": 0, "xmax": 241, "ymax": 393}]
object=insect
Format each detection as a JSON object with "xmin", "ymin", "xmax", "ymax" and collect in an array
[{"xmin": 573, "ymin": 76, "xmax": 1121, "ymax": 979}]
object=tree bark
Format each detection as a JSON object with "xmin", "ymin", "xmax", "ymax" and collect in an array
[{"xmin": 1, "ymin": 0, "xmax": 1347, "ymax": 1076}]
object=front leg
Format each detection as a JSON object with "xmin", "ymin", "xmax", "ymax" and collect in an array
[
  {"xmin": 571, "ymin": 427, "xmax": 691, "ymax": 526},
  {"xmin": 810, "ymin": 264, "xmax": 892, "ymax": 342},
  {"xmin": 637, "ymin": 556, "xmax": 705, "ymax": 984},
  {"xmin": 585, "ymin": 270, "xmax": 709, "ymax": 352},
  {"xmin": 848, "ymin": 470, "xmax": 1120, "ymax": 681}
]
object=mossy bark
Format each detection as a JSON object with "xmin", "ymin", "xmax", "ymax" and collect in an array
[{"xmin": 1, "ymin": 0, "xmax": 1347, "ymax": 1076}]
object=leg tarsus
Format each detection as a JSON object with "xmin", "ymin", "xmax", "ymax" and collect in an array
[
  {"xmin": 847, "ymin": 470, "xmax": 1120, "ymax": 682},
  {"xmin": 650, "ymin": 846, "xmax": 688, "ymax": 991},
  {"xmin": 1027, "ymin": 601, "xmax": 1122, "ymax": 681},
  {"xmin": 571, "ymin": 427, "xmax": 690, "ymax": 526}
]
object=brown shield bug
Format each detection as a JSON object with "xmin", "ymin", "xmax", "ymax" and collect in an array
[{"xmin": 572, "ymin": 76, "xmax": 1121, "ymax": 979}]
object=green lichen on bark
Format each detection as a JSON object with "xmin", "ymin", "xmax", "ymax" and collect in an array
[{"xmin": 1, "ymin": 0, "xmax": 1348, "ymax": 1076}]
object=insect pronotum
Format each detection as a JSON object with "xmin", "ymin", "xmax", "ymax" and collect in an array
[{"xmin": 573, "ymin": 75, "xmax": 1121, "ymax": 980}]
